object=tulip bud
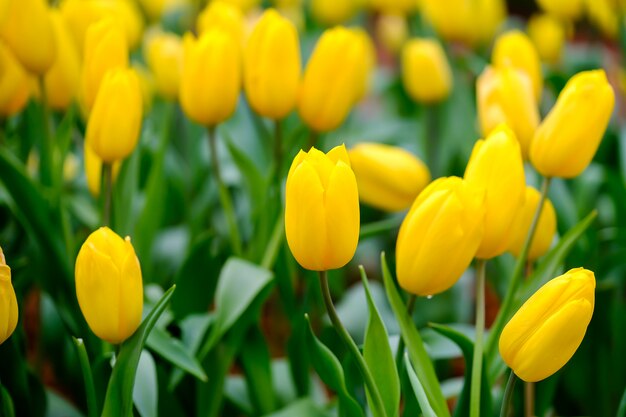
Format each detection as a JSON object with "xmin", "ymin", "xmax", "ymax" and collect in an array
[
  {"xmin": 370, "ymin": 0, "xmax": 417, "ymax": 15},
  {"xmin": 144, "ymin": 31, "xmax": 183, "ymax": 100},
  {"xmin": 44, "ymin": 11, "xmax": 81, "ymax": 110},
  {"xmin": 530, "ymin": 70, "xmax": 615, "ymax": 178},
  {"xmin": 180, "ymin": 30, "xmax": 241, "ymax": 126},
  {"xmin": 492, "ymin": 30, "xmax": 543, "ymax": 103},
  {"xmin": 297, "ymin": 27, "xmax": 365, "ymax": 133},
  {"xmin": 464, "ymin": 125, "xmax": 526, "ymax": 259},
  {"xmin": 584, "ymin": 0, "xmax": 618, "ymax": 39},
  {"xmin": 349, "ymin": 143, "xmax": 430, "ymax": 212},
  {"xmin": 86, "ymin": 68, "xmax": 143, "ymax": 163},
  {"xmin": 499, "ymin": 268, "xmax": 595, "ymax": 382},
  {"xmin": 401, "ymin": 38, "xmax": 452, "ymax": 104},
  {"xmin": 197, "ymin": 1, "xmax": 244, "ymax": 46},
  {"xmin": 80, "ymin": 18, "xmax": 129, "ymax": 114},
  {"xmin": 311, "ymin": 0, "xmax": 357, "ymax": 25},
  {"xmin": 376, "ymin": 13, "xmax": 409, "ymax": 55},
  {"xmin": 477, "ymin": 65, "xmax": 540, "ymax": 159},
  {"xmin": 218, "ymin": 0, "xmax": 261, "ymax": 13},
  {"xmin": 396, "ymin": 177, "xmax": 484, "ymax": 296},
  {"xmin": 506, "ymin": 186, "xmax": 556, "ymax": 260},
  {"xmin": 537, "ymin": 0, "xmax": 583, "ymax": 20},
  {"xmin": 527, "ymin": 14, "xmax": 566, "ymax": 65},
  {"xmin": 0, "ymin": 247, "xmax": 18, "ymax": 345},
  {"xmin": 84, "ymin": 144, "xmax": 121, "ymax": 197},
  {"xmin": 0, "ymin": 41, "xmax": 32, "ymax": 117},
  {"xmin": 75, "ymin": 227, "xmax": 143, "ymax": 344},
  {"xmin": 285, "ymin": 145, "xmax": 359, "ymax": 271},
  {"xmin": 351, "ymin": 28, "xmax": 375, "ymax": 102},
  {"xmin": 244, "ymin": 9, "xmax": 301, "ymax": 119}
]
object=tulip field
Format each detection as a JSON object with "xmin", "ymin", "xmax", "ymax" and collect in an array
[{"xmin": 1, "ymin": 0, "xmax": 626, "ymax": 416}]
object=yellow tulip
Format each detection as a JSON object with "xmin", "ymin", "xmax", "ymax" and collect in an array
[
  {"xmin": 473, "ymin": 0, "xmax": 506, "ymax": 45},
  {"xmin": 197, "ymin": 0, "xmax": 244, "ymax": 46},
  {"xmin": 499, "ymin": 268, "xmax": 595, "ymax": 382},
  {"xmin": 370, "ymin": 0, "xmax": 418, "ymax": 15},
  {"xmin": 351, "ymin": 28, "xmax": 375, "ymax": 102},
  {"xmin": 145, "ymin": 31, "xmax": 183, "ymax": 100},
  {"xmin": 75, "ymin": 227, "xmax": 143, "ymax": 344},
  {"xmin": 476, "ymin": 65, "xmax": 539, "ymax": 159},
  {"xmin": 85, "ymin": 68, "xmax": 143, "ymax": 163},
  {"xmin": 137, "ymin": 0, "xmax": 190, "ymax": 21},
  {"xmin": 401, "ymin": 38, "xmax": 452, "ymax": 104},
  {"xmin": 527, "ymin": 14, "xmax": 566, "ymax": 65},
  {"xmin": 584, "ymin": 0, "xmax": 618, "ymax": 39},
  {"xmin": 218, "ymin": 0, "xmax": 261, "ymax": 13},
  {"xmin": 396, "ymin": 177, "xmax": 484, "ymax": 296},
  {"xmin": 312, "ymin": 0, "xmax": 357, "ymax": 25},
  {"xmin": 297, "ymin": 27, "xmax": 366, "ymax": 132},
  {"xmin": 180, "ymin": 30, "xmax": 241, "ymax": 126},
  {"xmin": 464, "ymin": 125, "xmax": 526, "ymax": 259},
  {"xmin": 537, "ymin": 0, "xmax": 583, "ymax": 20},
  {"xmin": 349, "ymin": 143, "xmax": 430, "ymax": 212},
  {"xmin": 492, "ymin": 30, "xmax": 543, "ymax": 103},
  {"xmin": 244, "ymin": 9, "xmax": 300, "ymax": 119},
  {"xmin": 506, "ymin": 186, "xmax": 557, "ymax": 261},
  {"xmin": 44, "ymin": 11, "xmax": 81, "ymax": 110},
  {"xmin": 0, "ymin": 41, "xmax": 32, "ymax": 117},
  {"xmin": 84, "ymin": 144, "xmax": 121, "ymax": 197},
  {"xmin": 0, "ymin": 0, "xmax": 56, "ymax": 74},
  {"xmin": 530, "ymin": 70, "xmax": 615, "ymax": 178},
  {"xmin": 80, "ymin": 17, "xmax": 129, "ymax": 114},
  {"xmin": 376, "ymin": 13, "xmax": 409, "ymax": 55},
  {"xmin": 285, "ymin": 145, "xmax": 359, "ymax": 271},
  {"xmin": 0, "ymin": 247, "xmax": 18, "ymax": 345}
]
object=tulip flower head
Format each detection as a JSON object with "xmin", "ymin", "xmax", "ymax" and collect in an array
[
  {"xmin": 312, "ymin": 0, "xmax": 357, "ymax": 25},
  {"xmin": 0, "ymin": 41, "xmax": 32, "ymax": 117},
  {"xmin": 527, "ymin": 14, "xmax": 566, "ymax": 65},
  {"xmin": 197, "ymin": 1, "xmax": 244, "ymax": 46},
  {"xmin": 0, "ymin": 247, "xmax": 18, "ymax": 345},
  {"xmin": 537, "ymin": 0, "xmax": 583, "ymax": 20},
  {"xmin": 285, "ymin": 145, "xmax": 359, "ymax": 271},
  {"xmin": 401, "ymin": 38, "xmax": 452, "ymax": 104},
  {"xmin": 145, "ymin": 31, "xmax": 183, "ymax": 100},
  {"xmin": 499, "ymin": 268, "xmax": 595, "ymax": 382}
]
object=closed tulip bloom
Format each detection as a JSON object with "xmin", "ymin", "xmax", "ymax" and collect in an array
[
  {"xmin": 298, "ymin": 27, "xmax": 364, "ymax": 132},
  {"xmin": 477, "ymin": 65, "xmax": 539, "ymax": 159},
  {"xmin": 349, "ymin": 143, "xmax": 430, "ymax": 212},
  {"xmin": 537, "ymin": 0, "xmax": 583, "ymax": 20},
  {"xmin": 499, "ymin": 268, "xmax": 595, "ymax": 382},
  {"xmin": 530, "ymin": 70, "xmax": 615, "ymax": 178},
  {"xmin": 80, "ymin": 18, "xmax": 129, "ymax": 114},
  {"xmin": 0, "ymin": 247, "xmax": 18, "ymax": 345},
  {"xmin": 464, "ymin": 125, "xmax": 525, "ymax": 259},
  {"xmin": 351, "ymin": 28, "xmax": 375, "ymax": 102},
  {"xmin": 0, "ymin": 42, "xmax": 32, "ymax": 117},
  {"xmin": 312, "ymin": 0, "xmax": 356, "ymax": 25},
  {"xmin": 401, "ymin": 38, "xmax": 452, "ymax": 104},
  {"xmin": 75, "ymin": 227, "xmax": 143, "ymax": 344},
  {"xmin": 285, "ymin": 145, "xmax": 359, "ymax": 271},
  {"xmin": 584, "ymin": 0, "xmax": 618, "ymax": 39},
  {"xmin": 421, "ymin": 0, "xmax": 473, "ymax": 43},
  {"xmin": 86, "ymin": 68, "xmax": 143, "ymax": 163},
  {"xmin": 376, "ymin": 13, "xmax": 409, "ymax": 55},
  {"xmin": 506, "ymin": 186, "xmax": 556, "ymax": 260},
  {"xmin": 84, "ymin": 144, "xmax": 121, "ymax": 197},
  {"xmin": 370, "ymin": 0, "xmax": 418, "ymax": 15},
  {"xmin": 244, "ymin": 9, "xmax": 301, "ymax": 119},
  {"xmin": 180, "ymin": 30, "xmax": 241, "ymax": 126},
  {"xmin": 197, "ymin": 1, "xmax": 244, "ymax": 46},
  {"xmin": 492, "ymin": 30, "xmax": 543, "ymax": 103},
  {"xmin": 0, "ymin": 0, "xmax": 56, "ymax": 74},
  {"xmin": 396, "ymin": 177, "xmax": 484, "ymax": 296},
  {"xmin": 528, "ymin": 14, "xmax": 566, "ymax": 65},
  {"xmin": 145, "ymin": 31, "xmax": 183, "ymax": 100}
]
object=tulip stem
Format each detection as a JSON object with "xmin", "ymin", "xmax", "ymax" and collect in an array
[
  {"xmin": 72, "ymin": 337, "xmax": 98, "ymax": 417},
  {"xmin": 318, "ymin": 270, "xmax": 388, "ymax": 417},
  {"xmin": 306, "ymin": 130, "xmax": 319, "ymax": 151},
  {"xmin": 485, "ymin": 177, "xmax": 552, "ymax": 371},
  {"xmin": 500, "ymin": 371, "xmax": 517, "ymax": 417},
  {"xmin": 102, "ymin": 162, "xmax": 113, "ymax": 227},
  {"xmin": 274, "ymin": 119, "xmax": 283, "ymax": 178},
  {"xmin": 524, "ymin": 381, "xmax": 534, "ymax": 417},
  {"xmin": 394, "ymin": 294, "xmax": 416, "ymax": 371},
  {"xmin": 207, "ymin": 126, "xmax": 242, "ymax": 256},
  {"xmin": 470, "ymin": 258, "xmax": 487, "ymax": 417}
]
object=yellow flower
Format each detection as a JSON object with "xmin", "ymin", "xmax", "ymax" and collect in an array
[
  {"xmin": 505, "ymin": 186, "xmax": 556, "ymax": 261},
  {"xmin": 464, "ymin": 125, "xmax": 526, "ymax": 259},
  {"xmin": 80, "ymin": 17, "xmax": 129, "ymax": 114},
  {"xmin": 370, "ymin": 0, "xmax": 418, "ymax": 15},
  {"xmin": 499, "ymin": 268, "xmax": 595, "ymax": 382},
  {"xmin": 197, "ymin": 0, "xmax": 244, "ymax": 46},
  {"xmin": 297, "ymin": 27, "xmax": 366, "ymax": 132},
  {"xmin": 584, "ymin": 0, "xmax": 618, "ymax": 39},
  {"xmin": 401, "ymin": 38, "xmax": 452, "ymax": 104},
  {"xmin": 244, "ymin": 9, "xmax": 300, "ymax": 119},
  {"xmin": 0, "ymin": 247, "xmax": 18, "ymax": 345},
  {"xmin": 312, "ymin": 0, "xmax": 357, "ymax": 25},
  {"xmin": 86, "ymin": 68, "xmax": 143, "ymax": 163},
  {"xmin": 492, "ymin": 30, "xmax": 543, "ymax": 103},
  {"xmin": 527, "ymin": 14, "xmax": 566, "ymax": 65},
  {"xmin": 351, "ymin": 28, "xmax": 375, "ymax": 102},
  {"xmin": 349, "ymin": 143, "xmax": 430, "ymax": 212},
  {"xmin": 0, "ymin": 41, "xmax": 32, "ymax": 117},
  {"xmin": 476, "ymin": 65, "xmax": 540, "ymax": 159},
  {"xmin": 137, "ymin": 0, "xmax": 191, "ymax": 21},
  {"xmin": 44, "ymin": 10, "xmax": 81, "ymax": 110},
  {"xmin": 75, "ymin": 227, "xmax": 143, "ymax": 344},
  {"xmin": 396, "ymin": 177, "xmax": 484, "ymax": 296},
  {"xmin": 145, "ymin": 31, "xmax": 183, "ymax": 100},
  {"xmin": 530, "ymin": 69, "xmax": 615, "ymax": 178},
  {"xmin": 376, "ymin": 13, "xmax": 409, "ymax": 55},
  {"xmin": 84, "ymin": 143, "xmax": 122, "ymax": 197},
  {"xmin": 217, "ymin": 0, "xmax": 261, "ymax": 13},
  {"xmin": 285, "ymin": 145, "xmax": 359, "ymax": 271},
  {"xmin": 180, "ymin": 30, "xmax": 241, "ymax": 126},
  {"xmin": 0, "ymin": 0, "xmax": 56, "ymax": 74},
  {"xmin": 537, "ymin": 0, "xmax": 583, "ymax": 20}
]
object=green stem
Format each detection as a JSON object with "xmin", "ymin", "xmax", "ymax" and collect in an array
[
  {"xmin": 102, "ymin": 162, "xmax": 113, "ymax": 227},
  {"xmin": 485, "ymin": 177, "xmax": 552, "ymax": 367},
  {"xmin": 274, "ymin": 119, "xmax": 283, "ymax": 178},
  {"xmin": 499, "ymin": 371, "xmax": 517, "ymax": 417},
  {"xmin": 318, "ymin": 271, "xmax": 388, "ymax": 417},
  {"xmin": 470, "ymin": 259, "xmax": 487, "ymax": 417},
  {"xmin": 422, "ymin": 104, "xmax": 439, "ymax": 176},
  {"xmin": 359, "ymin": 216, "xmax": 403, "ymax": 240},
  {"xmin": 38, "ymin": 77, "xmax": 54, "ymax": 187},
  {"xmin": 524, "ymin": 381, "xmax": 534, "ymax": 417},
  {"xmin": 207, "ymin": 126, "xmax": 242, "ymax": 256},
  {"xmin": 72, "ymin": 338, "xmax": 98, "ymax": 417},
  {"xmin": 306, "ymin": 129, "xmax": 319, "ymax": 151},
  {"xmin": 394, "ymin": 294, "xmax": 416, "ymax": 371},
  {"xmin": 261, "ymin": 211, "xmax": 284, "ymax": 270}
]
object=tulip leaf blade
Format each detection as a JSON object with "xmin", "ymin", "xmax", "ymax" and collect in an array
[
  {"xmin": 145, "ymin": 326, "xmax": 208, "ymax": 382},
  {"xmin": 132, "ymin": 350, "xmax": 158, "ymax": 417},
  {"xmin": 0, "ymin": 383, "xmax": 15, "ymax": 417},
  {"xmin": 380, "ymin": 252, "xmax": 450, "ymax": 417},
  {"xmin": 617, "ymin": 385, "xmax": 626, "ymax": 417},
  {"xmin": 360, "ymin": 267, "xmax": 400, "ymax": 417},
  {"xmin": 404, "ymin": 355, "xmax": 437, "ymax": 417},
  {"xmin": 101, "ymin": 284, "xmax": 176, "ymax": 417}
]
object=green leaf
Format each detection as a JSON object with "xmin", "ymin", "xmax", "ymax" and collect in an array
[
  {"xmin": 146, "ymin": 327, "xmax": 207, "ymax": 382},
  {"xmin": 617, "ymin": 384, "xmax": 626, "ymax": 417},
  {"xmin": 240, "ymin": 326, "xmax": 275, "ymax": 414},
  {"xmin": 304, "ymin": 315, "xmax": 364, "ymax": 417},
  {"xmin": 380, "ymin": 253, "xmax": 450, "ymax": 417},
  {"xmin": 0, "ymin": 383, "xmax": 15, "ymax": 417},
  {"xmin": 360, "ymin": 268, "xmax": 400, "ymax": 417},
  {"xmin": 132, "ymin": 350, "xmax": 158, "ymax": 417},
  {"xmin": 263, "ymin": 398, "xmax": 330, "ymax": 417},
  {"xmin": 101, "ymin": 285, "xmax": 176, "ymax": 417},
  {"xmin": 404, "ymin": 355, "xmax": 437, "ymax": 417}
]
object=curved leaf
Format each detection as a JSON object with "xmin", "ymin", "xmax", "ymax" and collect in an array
[
  {"xmin": 404, "ymin": 355, "xmax": 437, "ymax": 417},
  {"xmin": 146, "ymin": 327, "xmax": 207, "ymax": 382},
  {"xmin": 132, "ymin": 350, "xmax": 158, "ymax": 417}
]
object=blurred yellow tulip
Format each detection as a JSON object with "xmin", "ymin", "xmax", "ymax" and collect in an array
[
  {"xmin": 0, "ymin": 41, "xmax": 32, "ymax": 117},
  {"xmin": 218, "ymin": 0, "xmax": 261, "ymax": 13},
  {"xmin": 537, "ymin": 0, "xmax": 583, "ymax": 20},
  {"xmin": 145, "ymin": 31, "xmax": 183, "ymax": 100},
  {"xmin": 376, "ymin": 13, "xmax": 409, "ymax": 55},
  {"xmin": 312, "ymin": 0, "xmax": 357, "ymax": 25},
  {"xmin": 584, "ymin": 0, "xmax": 618, "ymax": 39},
  {"xmin": 137, "ymin": 0, "xmax": 191, "ymax": 21},
  {"xmin": 84, "ymin": 144, "xmax": 121, "ymax": 197},
  {"xmin": 351, "ymin": 28, "xmax": 375, "ymax": 102},
  {"xmin": 0, "ymin": 247, "xmax": 18, "ymax": 345},
  {"xmin": 370, "ymin": 0, "xmax": 418, "ymax": 15},
  {"xmin": 197, "ymin": 1, "xmax": 244, "ymax": 46},
  {"xmin": 401, "ymin": 38, "xmax": 452, "ymax": 104},
  {"xmin": 527, "ymin": 14, "xmax": 566, "ymax": 65}
]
